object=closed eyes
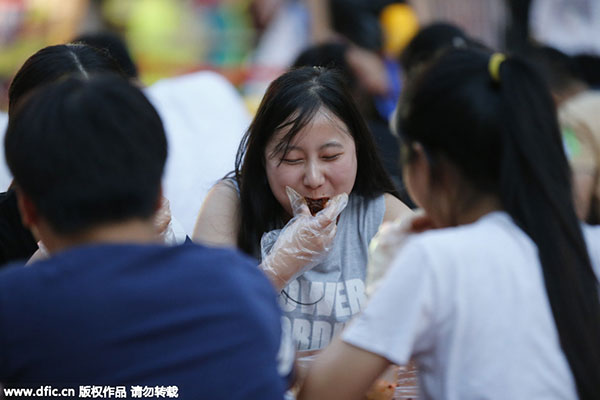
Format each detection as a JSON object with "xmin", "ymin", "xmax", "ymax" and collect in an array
[{"xmin": 281, "ymin": 153, "xmax": 342, "ymax": 164}]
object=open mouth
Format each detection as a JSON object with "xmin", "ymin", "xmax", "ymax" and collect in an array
[{"xmin": 304, "ymin": 197, "xmax": 330, "ymax": 216}]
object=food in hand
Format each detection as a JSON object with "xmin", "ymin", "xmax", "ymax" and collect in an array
[{"xmin": 305, "ymin": 197, "xmax": 330, "ymax": 216}]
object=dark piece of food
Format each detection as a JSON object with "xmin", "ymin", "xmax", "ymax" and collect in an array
[{"xmin": 305, "ymin": 197, "xmax": 329, "ymax": 216}]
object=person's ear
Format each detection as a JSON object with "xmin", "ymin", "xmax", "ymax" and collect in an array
[
  {"xmin": 402, "ymin": 142, "xmax": 432, "ymax": 210},
  {"xmin": 410, "ymin": 142, "xmax": 432, "ymax": 178},
  {"xmin": 15, "ymin": 189, "xmax": 39, "ymax": 230}
]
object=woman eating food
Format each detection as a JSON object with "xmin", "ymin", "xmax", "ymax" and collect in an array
[{"xmin": 193, "ymin": 66, "xmax": 412, "ymax": 351}]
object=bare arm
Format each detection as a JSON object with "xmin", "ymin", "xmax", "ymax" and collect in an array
[
  {"xmin": 194, "ymin": 185, "xmax": 348, "ymax": 293},
  {"xmin": 305, "ymin": 0, "xmax": 334, "ymax": 43},
  {"xmin": 383, "ymin": 193, "xmax": 414, "ymax": 223},
  {"xmin": 192, "ymin": 180, "xmax": 240, "ymax": 247},
  {"xmin": 297, "ymin": 337, "xmax": 391, "ymax": 400},
  {"xmin": 192, "ymin": 180, "xmax": 291, "ymax": 290}
]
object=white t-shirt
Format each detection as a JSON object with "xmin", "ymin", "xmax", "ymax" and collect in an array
[
  {"xmin": 531, "ymin": 0, "xmax": 600, "ymax": 56},
  {"xmin": 343, "ymin": 211, "xmax": 600, "ymax": 400},
  {"xmin": 145, "ymin": 71, "xmax": 250, "ymax": 235}
]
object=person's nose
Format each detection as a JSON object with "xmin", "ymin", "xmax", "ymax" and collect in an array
[{"xmin": 303, "ymin": 159, "xmax": 325, "ymax": 189}]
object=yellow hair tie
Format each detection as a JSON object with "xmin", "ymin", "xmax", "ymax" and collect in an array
[{"xmin": 488, "ymin": 53, "xmax": 506, "ymax": 83}]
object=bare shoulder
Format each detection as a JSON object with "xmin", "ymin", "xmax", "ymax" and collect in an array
[
  {"xmin": 192, "ymin": 180, "xmax": 240, "ymax": 247},
  {"xmin": 298, "ymin": 338, "xmax": 390, "ymax": 400},
  {"xmin": 208, "ymin": 179, "xmax": 239, "ymax": 198},
  {"xmin": 383, "ymin": 193, "xmax": 413, "ymax": 223}
]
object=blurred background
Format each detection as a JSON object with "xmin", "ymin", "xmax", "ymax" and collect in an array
[
  {"xmin": 0, "ymin": 0, "xmax": 249, "ymax": 109},
  {"xmin": 1, "ymin": 0, "xmax": 600, "ymax": 112},
  {"xmin": 0, "ymin": 0, "xmax": 599, "ymax": 244}
]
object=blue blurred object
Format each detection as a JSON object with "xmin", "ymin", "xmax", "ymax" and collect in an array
[{"xmin": 374, "ymin": 57, "xmax": 402, "ymax": 120}]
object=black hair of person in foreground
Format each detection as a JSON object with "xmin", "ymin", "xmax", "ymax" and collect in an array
[
  {"xmin": 0, "ymin": 44, "xmax": 125, "ymax": 267},
  {"xmin": 6, "ymin": 75, "xmax": 166, "ymax": 235},
  {"xmin": 399, "ymin": 48, "xmax": 600, "ymax": 400},
  {"xmin": 1, "ymin": 75, "xmax": 287, "ymax": 398}
]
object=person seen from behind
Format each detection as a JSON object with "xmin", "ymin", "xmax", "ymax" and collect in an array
[
  {"xmin": 0, "ymin": 43, "xmax": 129, "ymax": 267},
  {"xmin": 0, "ymin": 75, "xmax": 289, "ymax": 399},
  {"xmin": 298, "ymin": 49, "xmax": 600, "ymax": 399}
]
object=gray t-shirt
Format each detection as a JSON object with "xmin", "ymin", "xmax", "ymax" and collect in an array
[{"xmin": 278, "ymin": 193, "xmax": 385, "ymax": 351}]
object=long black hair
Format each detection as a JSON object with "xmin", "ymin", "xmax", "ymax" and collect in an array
[
  {"xmin": 398, "ymin": 48, "xmax": 600, "ymax": 399},
  {"xmin": 235, "ymin": 67, "xmax": 398, "ymax": 256}
]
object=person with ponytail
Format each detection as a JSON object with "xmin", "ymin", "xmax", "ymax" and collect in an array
[{"xmin": 298, "ymin": 48, "xmax": 600, "ymax": 399}]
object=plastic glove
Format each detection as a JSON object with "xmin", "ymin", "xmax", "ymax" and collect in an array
[
  {"xmin": 261, "ymin": 187, "xmax": 348, "ymax": 290},
  {"xmin": 366, "ymin": 209, "xmax": 434, "ymax": 296},
  {"xmin": 154, "ymin": 196, "xmax": 172, "ymax": 241},
  {"xmin": 162, "ymin": 217, "xmax": 188, "ymax": 245},
  {"xmin": 154, "ymin": 196, "xmax": 190, "ymax": 245}
]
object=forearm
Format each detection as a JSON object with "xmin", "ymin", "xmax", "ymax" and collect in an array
[
  {"xmin": 305, "ymin": 0, "xmax": 333, "ymax": 43},
  {"xmin": 298, "ymin": 339, "xmax": 390, "ymax": 400},
  {"xmin": 259, "ymin": 191, "xmax": 348, "ymax": 291},
  {"xmin": 260, "ymin": 253, "xmax": 306, "ymax": 291}
]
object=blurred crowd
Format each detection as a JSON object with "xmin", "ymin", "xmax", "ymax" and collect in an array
[
  {"xmin": 0, "ymin": 1, "xmax": 599, "ymax": 399},
  {"xmin": 0, "ymin": 0, "xmax": 596, "ymax": 104}
]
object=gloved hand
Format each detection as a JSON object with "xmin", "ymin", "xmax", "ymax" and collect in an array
[
  {"xmin": 366, "ymin": 209, "xmax": 434, "ymax": 296},
  {"xmin": 260, "ymin": 186, "xmax": 348, "ymax": 290},
  {"xmin": 154, "ymin": 196, "xmax": 172, "ymax": 241},
  {"xmin": 154, "ymin": 196, "xmax": 189, "ymax": 245}
]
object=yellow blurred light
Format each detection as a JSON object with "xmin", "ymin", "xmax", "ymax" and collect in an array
[{"xmin": 380, "ymin": 3, "xmax": 419, "ymax": 58}]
